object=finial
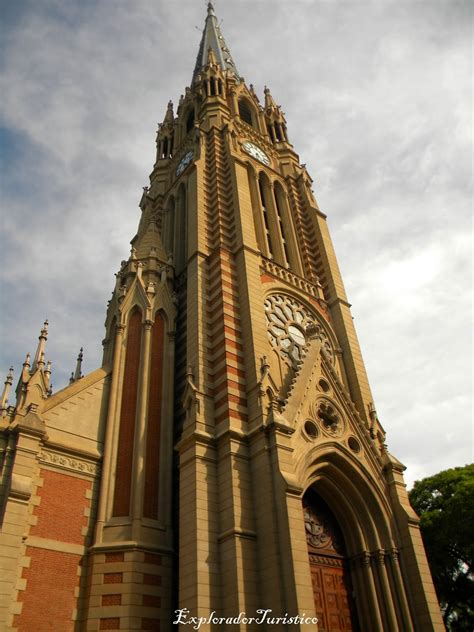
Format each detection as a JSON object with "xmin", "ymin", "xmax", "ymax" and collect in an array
[
  {"xmin": 69, "ymin": 372, "xmax": 75, "ymax": 385},
  {"xmin": 23, "ymin": 353, "xmax": 31, "ymax": 368},
  {"xmin": 6, "ymin": 366, "xmax": 14, "ymax": 384},
  {"xmin": 207, "ymin": 2, "xmax": 216, "ymax": 16},
  {"xmin": 32, "ymin": 320, "xmax": 49, "ymax": 372}
]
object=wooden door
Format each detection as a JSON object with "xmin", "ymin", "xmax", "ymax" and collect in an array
[
  {"xmin": 304, "ymin": 492, "xmax": 359, "ymax": 632},
  {"xmin": 309, "ymin": 555, "xmax": 354, "ymax": 631}
]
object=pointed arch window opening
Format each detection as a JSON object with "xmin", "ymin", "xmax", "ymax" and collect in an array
[
  {"xmin": 267, "ymin": 123, "xmax": 276, "ymax": 143},
  {"xmin": 274, "ymin": 185, "xmax": 292, "ymax": 269},
  {"xmin": 258, "ymin": 176, "xmax": 275, "ymax": 260},
  {"xmin": 158, "ymin": 134, "xmax": 173, "ymax": 160},
  {"xmin": 238, "ymin": 99, "xmax": 254, "ymax": 128}
]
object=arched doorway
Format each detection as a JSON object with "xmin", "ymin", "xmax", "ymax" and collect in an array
[{"xmin": 303, "ymin": 489, "xmax": 359, "ymax": 631}]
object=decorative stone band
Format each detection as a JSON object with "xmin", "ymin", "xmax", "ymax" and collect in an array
[
  {"xmin": 261, "ymin": 259, "xmax": 325, "ymax": 302},
  {"xmin": 39, "ymin": 448, "xmax": 100, "ymax": 477},
  {"xmin": 309, "ymin": 554, "xmax": 345, "ymax": 568}
]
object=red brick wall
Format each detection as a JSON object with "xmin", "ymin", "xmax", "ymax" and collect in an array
[
  {"xmin": 30, "ymin": 469, "xmax": 90, "ymax": 543},
  {"xmin": 14, "ymin": 547, "xmax": 82, "ymax": 632},
  {"xmin": 14, "ymin": 468, "xmax": 91, "ymax": 631},
  {"xmin": 143, "ymin": 313, "xmax": 164, "ymax": 519},
  {"xmin": 113, "ymin": 308, "xmax": 142, "ymax": 516}
]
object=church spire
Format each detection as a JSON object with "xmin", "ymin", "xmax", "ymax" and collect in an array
[
  {"xmin": 191, "ymin": 2, "xmax": 239, "ymax": 86},
  {"xmin": 32, "ymin": 320, "xmax": 48, "ymax": 372}
]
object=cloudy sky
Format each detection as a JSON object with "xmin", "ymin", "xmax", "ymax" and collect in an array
[{"xmin": 1, "ymin": 0, "xmax": 471, "ymax": 486}]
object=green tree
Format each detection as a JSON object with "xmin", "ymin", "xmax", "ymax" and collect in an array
[{"xmin": 409, "ymin": 464, "xmax": 474, "ymax": 630}]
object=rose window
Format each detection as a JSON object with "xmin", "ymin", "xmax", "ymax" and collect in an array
[{"xmin": 264, "ymin": 294, "xmax": 334, "ymax": 367}]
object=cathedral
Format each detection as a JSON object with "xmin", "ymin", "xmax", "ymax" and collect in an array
[{"xmin": 0, "ymin": 4, "xmax": 444, "ymax": 631}]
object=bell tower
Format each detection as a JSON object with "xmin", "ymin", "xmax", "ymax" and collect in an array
[
  {"xmin": 0, "ymin": 3, "xmax": 444, "ymax": 631},
  {"xmin": 150, "ymin": 2, "xmax": 443, "ymax": 629}
]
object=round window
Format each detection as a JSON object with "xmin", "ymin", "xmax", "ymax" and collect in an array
[
  {"xmin": 348, "ymin": 436, "xmax": 361, "ymax": 453},
  {"xmin": 304, "ymin": 420, "xmax": 319, "ymax": 439}
]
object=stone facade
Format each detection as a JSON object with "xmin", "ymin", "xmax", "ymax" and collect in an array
[{"xmin": 0, "ymin": 3, "xmax": 444, "ymax": 631}]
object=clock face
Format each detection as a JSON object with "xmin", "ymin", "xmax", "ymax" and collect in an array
[
  {"xmin": 264, "ymin": 294, "xmax": 334, "ymax": 367},
  {"xmin": 176, "ymin": 151, "xmax": 194, "ymax": 176},
  {"xmin": 242, "ymin": 141, "xmax": 270, "ymax": 166}
]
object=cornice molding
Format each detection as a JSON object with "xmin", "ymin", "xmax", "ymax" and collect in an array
[{"xmin": 39, "ymin": 448, "xmax": 101, "ymax": 477}]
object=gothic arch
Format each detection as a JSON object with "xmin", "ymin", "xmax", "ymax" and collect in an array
[
  {"xmin": 291, "ymin": 448, "xmax": 412, "ymax": 630},
  {"xmin": 118, "ymin": 278, "xmax": 149, "ymax": 326},
  {"xmin": 301, "ymin": 448, "xmax": 394, "ymax": 553}
]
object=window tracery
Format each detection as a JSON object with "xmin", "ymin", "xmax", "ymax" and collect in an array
[
  {"xmin": 264, "ymin": 294, "xmax": 334, "ymax": 367},
  {"xmin": 264, "ymin": 294, "xmax": 334, "ymax": 368}
]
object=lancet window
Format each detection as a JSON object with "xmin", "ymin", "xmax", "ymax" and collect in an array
[
  {"xmin": 158, "ymin": 134, "xmax": 173, "ymax": 159},
  {"xmin": 203, "ymin": 76, "xmax": 224, "ymax": 98},
  {"xmin": 258, "ymin": 174, "xmax": 277, "ymax": 259},
  {"xmin": 251, "ymin": 172, "xmax": 301, "ymax": 273}
]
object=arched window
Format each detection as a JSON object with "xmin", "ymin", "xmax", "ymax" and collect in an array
[
  {"xmin": 258, "ymin": 173, "xmax": 277, "ymax": 259},
  {"xmin": 238, "ymin": 99, "xmax": 254, "ymax": 127},
  {"xmin": 273, "ymin": 182, "xmax": 291, "ymax": 268}
]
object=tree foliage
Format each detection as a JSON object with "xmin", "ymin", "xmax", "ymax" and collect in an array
[{"xmin": 409, "ymin": 464, "xmax": 474, "ymax": 630}]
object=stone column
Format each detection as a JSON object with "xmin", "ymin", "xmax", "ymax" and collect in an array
[
  {"xmin": 389, "ymin": 547, "xmax": 414, "ymax": 631},
  {"xmin": 131, "ymin": 319, "xmax": 153, "ymax": 532},
  {"xmin": 375, "ymin": 549, "xmax": 399, "ymax": 631},
  {"xmin": 95, "ymin": 323, "xmax": 125, "ymax": 535}
]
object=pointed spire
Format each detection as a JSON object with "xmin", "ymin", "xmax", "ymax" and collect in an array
[
  {"xmin": 32, "ymin": 320, "xmax": 48, "ymax": 372},
  {"xmin": 192, "ymin": 2, "xmax": 240, "ymax": 86},
  {"xmin": 0, "ymin": 367, "xmax": 14, "ymax": 414},
  {"xmin": 74, "ymin": 348, "xmax": 83, "ymax": 382}
]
